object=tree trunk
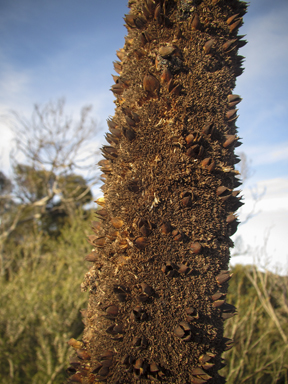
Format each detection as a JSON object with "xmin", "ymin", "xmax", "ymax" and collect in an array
[{"xmin": 68, "ymin": 0, "xmax": 247, "ymax": 383}]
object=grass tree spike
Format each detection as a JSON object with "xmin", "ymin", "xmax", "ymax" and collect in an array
[{"xmin": 71, "ymin": 0, "xmax": 247, "ymax": 383}]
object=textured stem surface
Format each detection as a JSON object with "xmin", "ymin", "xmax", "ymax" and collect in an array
[{"xmin": 68, "ymin": 0, "xmax": 247, "ymax": 383}]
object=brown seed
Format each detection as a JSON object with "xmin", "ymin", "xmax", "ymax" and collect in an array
[
  {"xmin": 134, "ymin": 237, "xmax": 148, "ymax": 250},
  {"xmin": 76, "ymin": 349, "xmax": 91, "ymax": 360},
  {"xmin": 160, "ymin": 221, "xmax": 172, "ymax": 234},
  {"xmin": 216, "ymin": 270, "xmax": 232, "ymax": 285},
  {"xmin": 229, "ymin": 18, "xmax": 242, "ymax": 33},
  {"xmin": 130, "ymin": 306, "xmax": 147, "ymax": 322},
  {"xmin": 94, "ymin": 236, "xmax": 106, "ymax": 247},
  {"xmin": 159, "ymin": 45, "xmax": 175, "ymax": 58},
  {"xmin": 202, "ymin": 122, "xmax": 214, "ymax": 136},
  {"xmin": 212, "ymin": 299, "xmax": 226, "ymax": 308},
  {"xmin": 150, "ymin": 362, "xmax": 159, "ymax": 373},
  {"xmin": 203, "ymin": 39, "xmax": 215, "ymax": 54},
  {"xmin": 85, "ymin": 251, "xmax": 98, "ymax": 262},
  {"xmin": 191, "ymin": 13, "xmax": 200, "ymax": 30},
  {"xmin": 69, "ymin": 373, "xmax": 83, "ymax": 383},
  {"xmin": 161, "ymin": 67, "xmax": 172, "ymax": 84},
  {"xmin": 226, "ymin": 109, "xmax": 238, "ymax": 120},
  {"xmin": 154, "ymin": 4, "xmax": 162, "ymax": 23},
  {"xmin": 98, "ymin": 366, "xmax": 110, "ymax": 377},
  {"xmin": 141, "ymin": 282, "xmax": 154, "ymax": 296},
  {"xmin": 170, "ymin": 83, "xmax": 182, "ymax": 95},
  {"xmin": 227, "ymin": 13, "xmax": 240, "ymax": 25},
  {"xmin": 162, "ymin": 262, "xmax": 177, "ymax": 277},
  {"xmin": 113, "ymin": 61, "xmax": 122, "ymax": 74},
  {"xmin": 223, "ymin": 134, "xmax": 238, "ymax": 148},
  {"xmin": 187, "ymin": 144, "xmax": 204, "ymax": 159},
  {"xmin": 226, "ymin": 213, "xmax": 237, "ymax": 223},
  {"xmin": 211, "ymin": 292, "xmax": 226, "ymax": 301},
  {"xmin": 111, "ymin": 217, "xmax": 124, "ymax": 228},
  {"xmin": 190, "ymin": 242, "xmax": 202, "ymax": 254},
  {"xmin": 227, "ymin": 94, "xmax": 241, "ymax": 103},
  {"xmin": 68, "ymin": 338, "xmax": 83, "ymax": 350},
  {"xmin": 181, "ymin": 195, "xmax": 192, "ymax": 207},
  {"xmin": 186, "ymin": 307, "xmax": 199, "ymax": 320},
  {"xmin": 191, "ymin": 367, "xmax": 207, "ymax": 376},
  {"xmin": 116, "ymin": 49, "xmax": 125, "ymax": 61},
  {"xmin": 122, "ymin": 126, "xmax": 136, "ymax": 141},
  {"xmin": 105, "ymin": 305, "xmax": 119, "ymax": 319},
  {"xmin": 222, "ymin": 39, "xmax": 237, "ymax": 51},
  {"xmin": 216, "ymin": 186, "xmax": 230, "ymax": 197},
  {"xmin": 143, "ymin": 73, "xmax": 160, "ymax": 94},
  {"xmin": 96, "ymin": 208, "xmax": 108, "ymax": 218}
]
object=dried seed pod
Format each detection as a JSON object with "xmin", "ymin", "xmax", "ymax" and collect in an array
[
  {"xmin": 130, "ymin": 306, "xmax": 147, "ymax": 322},
  {"xmin": 226, "ymin": 109, "xmax": 238, "ymax": 120},
  {"xmin": 105, "ymin": 305, "xmax": 119, "ymax": 319},
  {"xmin": 211, "ymin": 292, "xmax": 226, "ymax": 301},
  {"xmin": 190, "ymin": 242, "xmax": 202, "ymax": 254},
  {"xmin": 134, "ymin": 236, "xmax": 148, "ymax": 250},
  {"xmin": 96, "ymin": 208, "xmax": 108, "ymax": 219},
  {"xmin": 223, "ymin": 134, "xmax": 239, "ymax": 148},
  {"xmin": 174, "ymin": 321, "xmax": 192, "ymax": 341},
  {"xmin": 160, "ymin": 221, "xmax": 172, "ymax": 234},
  {"xmin": 132, "ymin": 335, "xmax": 148, "ymax": 349},
  {"xmin": 203, "ymin": 39, "xmax": 215, "ymax": 54},
  {"xmin": 186, "ymin": 307, "xmax": 199, "ymax": 321},
  {"xmin": 85, "ymin": 251, "xmax": 99, "ymax": 262},
  {"xmin": 223, "ymin": 39, "xmax": 237, "ymax": 51},
  {"xmin": 202, "ymin": 122, "xmax": 215, "ymax": 136},
  {"xmin": 216, "ymin": 270, "xmax": 232, "ymax": 285},
  {"xmin": 191, "ymin": 13, "xmax": 200, "ymax": 30},
  {"xmin": 229, "ymin": 18, "xmax": 242, "ymax": 33},
  {"xmin": 76, "ymin": 349, "xmax": 91, "ymax": 360},
  {"xmin": 212, "ymin": 299, "xmax": 226, "ymax": 307},
  {"xmin": 201, "ymin": 157, "xmax": 216, "ymax": 172},
  {"xmin": 113, "ymin": 61, "xmax": 122, "ymax": 74},
  {"xmin": 111, "ymin": 217, "xmax": 124, "ymax": 229},
  {"xmin": 227, "ymin": 13, "xmax": 240, "ymax": 25},
  {"xmin": 69, "ymin": 373, "xmax": 83, "ymax": 383},
  {"xmin": 122, "ymin": 126, "xmax": 136, "ymax": 141},
  {"xmin": 68, "ymin": 338, "xmax": 83, "ymax": 350},
  {"xmin": 191, "ymin": 377, "xmax": 207, "ymax": 384},
  {"xmin": 187, "ymin": 144, "xmax": 204, "ymax": 159},
  {"xmin": 159, "ymin": 45, "xmax": 175, "ymax": 58},
  {"xmin": 161, "ymin": 67, "xmax": 172, "ymax": 86},
  {"xmin": 143, "ymin": 73, "xmax": 160, "ymax": 94},
  {"xmin": 154, "ymin": 4, "xmax": 162, "ymax": 24}
]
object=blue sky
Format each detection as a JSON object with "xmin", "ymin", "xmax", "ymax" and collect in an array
[{"xmin": 0, "ymin": 0, "xmax": 288, "ymax": 272}]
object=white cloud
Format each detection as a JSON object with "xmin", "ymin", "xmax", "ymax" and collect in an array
[{"xmin": 241, "ymin": 141, "xmax": 288, "ymax": 167}]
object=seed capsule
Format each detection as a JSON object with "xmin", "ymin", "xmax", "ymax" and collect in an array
[
  {"xmin": 191, "ymin": 13, "xmax": 200, "ymax": 30},
  {"xmin": 154, "ymin": 4, "xmax": 162, "ymax": 24},
  {"xmin": 105, "ymin": 305, "xmax": 119, "ymax": 319},
  {"xmin": 161, "ymin": 67, "xmax": 172, "ymax": 84},
  {"xmin": 68, "ymin": 338, "xmax": 83, "ymax": 350},
  {"xmin": 122, "ymin": 126, "xmax": 136, "ymax": 141},
  {"xmin": 223, "ymin": 134, "xmax": 239, "ymax": 148},
  {"xmin": 226, "ymin": 13, "xmax": 240, "ymax": 25},
  {"xmin": 190, "ymin": 242, "xmax": 202, "ymax": 254},
  {"xmin": 143, "ymin": 73, "xmax": 160, "ymax": 94},
  {"xmin": 134, "ymin": 237, "xmax": 148, "ymax": 250},
  {"xmin": 130, "ymin": 306, "xmax": 147, "ymax": 322},
  {"xmin": 76, "ymin": 349, "xmax": 91, "ymax": 360},
  {"xmin": 204, "ymin": 39, "xmax": 215, "ymax": 54},
  {"xmin": 216, "ymin": 270, "xmax": 232, "ymax": 285},
  {"xmin": 222, "ymin": 39, "xmax": 237, "ymax": 51},
  {"xmin": 160, "ymin": 221, "xmax": 172, "ymax": 234},
  {"xmin": 229, "ymin": 18, "xmax": 242, "ymax": 33},
  {"xmin": 226, "ymin": 109, "xmax": 238, "ymax": 120},
  {"xmin": 113, "ymin": 61, "xmax": 122, "ymax": 74},
  {"xmin": 159, "ymin": 45, "xmax": 175, "ymax": 58}
]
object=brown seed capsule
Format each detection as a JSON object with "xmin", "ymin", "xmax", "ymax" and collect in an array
[
  {"xmin": 96, "ymin": 208, "xmax": 108, "ymax": 218},
  {"xmin": 116, "ymin": 49, "xmax": 125, "ymax": 61},
  {"xmin": 211, "ymin": 292, "xmax": 226, "ymax": 301},
  {"xmin": 227, "ymin": 13, "xmax": 240, "ymax": 25},
  {"xmin": 85, "ymin": 251, "xmax": 98, "ymax": 262},
  {"xmin": 130, "ymin": 306, "xmax": 147, "ymax": 322},
  {"xmin": 187, "ymin": 144, "xmax": 204, "ymax": 159},
  {"xmin": 143, "ymin": 73, "xmax": 160, "ymax": 94},
  {"xmin": 216, "ymin": 186, "xmax": 231, "ymax": 197},
  {"xmin": 113, "ymin": 61, "xmax": 122, "ymax": 74},
  {"xmin": 150, "ymin": 362, "xmax": 159, "ymax": 373},
  {"xmin": 68, "ymin": 338, "xmax": 83, "ymax": 350},
  {"xmin": 132, "ymin": 335, "xmax": 148, "ymax": 349},
  {"xmin": 76, "ymin": 349, "xmax": 91, "ymax": 360},
  {"xmin": 181, "ymin": 195, "xmax": 192, "ymax": 207},
  {"xmin": 186, "ymin": 307, "xmax": 199, "ymax": 320},
  {"xmin": 212, "ymin": 299, "xmax": 226, "ymax": 308},
  {"xmin": 226, "ymin": 213, "xmax": 237, "ymax": 223},
  {"xmin": 161, "ymin": 67, "xmax": 172, "ymax": 84},
  {"xmin": 170, "ymin": 83, "xmax": 182, "ymax": 95},
  {"xmin": 105, "ymin": 305, "xmax": 119, "ymax": 320},
  {"xmin": 154, "ymin": 4, "xmax": 162, "ymax": 23},
  {"xmin": 201, "ymin": 158, "xmax": 216, "ymax": 172},
  {"xmin": 140, "ymin": 282, "xmax": 154, "ymax": 296},
  {"xmin": 203, "ymin": 39, "xmax": 215, "ymax": 54},
  {"xmin": 229, "ymin": 18, "xmax": 242, "ymax": 33},
  {"xmin": 122, "ymin": 126, "xmax": 136, "ymax": 141},
  {"xmin": 191, "ymin": 13, "xmax": 200, "ymax": 30},
  {"xmin": 222, "ymin": 39, "xmax": 237, "ymax": 51},
  {"xmin": 226, "ymin": 109, "xmax": 238, "ymax": 120},
  {"xmin": 110, "ymin": 83, "xmax": 123, "ymax": 96},
  {"xmin": 111, "ymin": 217, "xmax": 124, "ymax": 229},
  {"xmin": 69, "ymin": 373, "xmax": 83, "ymax": 383},
  {"xmin": 159, "ymin": 45, "xmax": 175, "ymax": 58},
  {"xmin": 190, "ymin": 242, "xmax": 202, "ymax": 254},
  {"xmin": 202, "ymin": 122, "xmax": 214, "ymax": 136},
  {"xmin": 94, "ymin": 236, "xmax": 106, "ymax": 247},
  {"xmin": 160, "ymin": 221, "xmax": 172, "ymax": 234},
  {"xmin": 223, "ymin": 134, "xmax": 238, "ymax": 148},
  {"xmin": 216, "ymin": 270, "xmax": 232, "ymax": 285},
  {"xmin": 134, "ymin": 237, "xmax": 148, "ymax": 250},
  {"xmin": 102, "ymin": 145, "xmax": 118, "ymax": 160},
  {"xmin": 105, "ymin": 132, "xmax": 119, "ymax": 145},
  {"xmin": 162, "ymin": 262, "xmax": 177, "ymax": 277},
  {"xmin": 228, "ymin": 94, "xmax": 241, "ymax": 103}
]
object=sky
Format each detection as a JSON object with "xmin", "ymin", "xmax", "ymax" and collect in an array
[{"xmin": 0, "ymin": 0, "xmax": 288, "ymax": 273}]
